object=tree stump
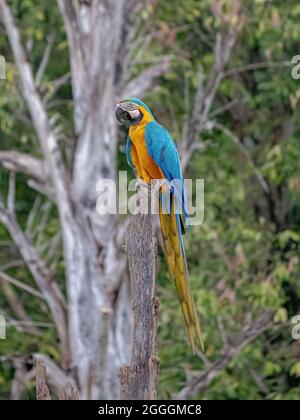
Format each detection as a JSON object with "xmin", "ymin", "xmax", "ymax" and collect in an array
[{"xmin": 120, "ymin": 186, "xmax": 160, "ymax": 400}]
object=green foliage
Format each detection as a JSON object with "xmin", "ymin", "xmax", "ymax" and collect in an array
[
  {"xmin": 1, "ymin": 0, "xmax": 300, "ymax": 400},
  {"xmin": 152, "ymin": 0, "xmax": 300, "ymax": 400}
]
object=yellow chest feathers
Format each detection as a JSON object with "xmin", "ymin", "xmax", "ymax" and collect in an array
[
  {"xmin": 129, "ymin": 105, "xmax": 153, "ymax": 144},
  {"xmin": 128, "ymin": 106, "xmax": 164, "ymax": 181}
]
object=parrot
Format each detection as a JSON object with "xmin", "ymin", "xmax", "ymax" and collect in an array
[{"xmin": 115, "ymin": 98, "xmax": 204, "ymax": 353}]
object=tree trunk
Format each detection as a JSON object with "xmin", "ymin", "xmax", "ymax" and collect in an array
[
  {"xmin": 120, "ymin": 188, "xmax": 160, "ymax": 400},
  {"xmin": 57, "ymin": 0, "xmax": 132, "ymax": 399},
  {"xmin": 1, "ymin": 0, "xmax": 170, "ymax": 400}
]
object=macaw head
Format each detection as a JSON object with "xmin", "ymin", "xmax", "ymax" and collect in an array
[{"xmin": 115, "ymin": 98, "xmax": 154, "ymax": 127}]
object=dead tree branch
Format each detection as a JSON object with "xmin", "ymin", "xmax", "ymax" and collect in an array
[
  {"xmin": 175, "ymin": 311, "xmax": 273, "ymax": 399},
  {"xmin": 35, "ymin": 358, "xmax": 51, "ymax": 400},
  {"xmin": 59, "ymin": 383, "xmax": 80, "ymax": 400},
  {"xmin": 9, "ymin": 356, "xmax": 35, "ymax": 400},
  {"xmin": 0, "ymin": 151, "xmax": 47, "ymax": 184},
  {"xmin": 0, "ymin": 0, "xmax": 69, "ymax": 206},
  {"xmin": 33, "ymin": 353, "xmax": 78, "ymax": 397},
  {"xmin": 207, "ymin": 120, "xmax": 270, "ymax": 193},
  {"xmin": 120, "ymin": 60, "xmax": 171, "ymax": 98},
  {"xmin": 0, "ymin": 190, "xmax": 69, "ymax": 367},
  {"xmin": 0, "ymin": 280, "xmax": 40, "ymax": 336},
  {"xmin": 181, "ymin": 2, "xmax": 244, "ymax": 170},
  {"xmin": 0, "ymin": 270, "xmax": 44, "ymax": 299},
  {"xmin": 35, "ymin": 33, "xmax": 55, "ymax": 87},
  {"xmin": 120, "ymin": 188, "xmax": 159, "ymax": 400}
]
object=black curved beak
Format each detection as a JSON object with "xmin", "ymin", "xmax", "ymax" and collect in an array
[
  {"xmin": 115, "ymin": 104, "xmax": 123, "ymax": 123},
  {"xmin": 115, "ymin": 103, "xmax": 131, "ymax": 125}
]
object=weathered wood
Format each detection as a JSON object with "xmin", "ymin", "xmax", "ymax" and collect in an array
[
  {"xmin": 34, "ymin": 356, "xmax": 80, "ymax": 400},
  {"xmin": 120, "ymin": 188, "xmax": 160, "ymax": 400},
  {"xmin": 34, "ymin": 358, "xmax": 51, "ymax": 400},
  {"xmin": 59, "ymin": 383, "xmax": 80, "ymax": 400}
]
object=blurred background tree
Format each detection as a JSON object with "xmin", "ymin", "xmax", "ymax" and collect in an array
[{"xmin": 0, "ymin": 0, "xmax": 300, "ymax": 400}]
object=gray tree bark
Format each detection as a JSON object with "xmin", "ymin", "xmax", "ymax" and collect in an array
[
  {"xmin": 0, "ymin": 0, "xmax": 169, "ymax": 400},
  {"xmin": 120, "ymin": 209, "xmax": 160, "ymax": 400}
]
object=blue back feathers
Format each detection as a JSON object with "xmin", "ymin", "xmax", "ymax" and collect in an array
[{"xmin": 126, "ymin": 99, "xmax": 189, "ymax": 223}]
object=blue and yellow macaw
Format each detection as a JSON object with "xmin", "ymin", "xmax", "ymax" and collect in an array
[{"xmin": 116, "ymin": 98, "xmax": 204, "ymax": 352}]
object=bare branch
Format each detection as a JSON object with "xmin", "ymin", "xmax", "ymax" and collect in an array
[
  {"xmin": 7, "ymin": 171, "xmax": 16, "ymax": 215},
  {"xmin": 25, "ymin": 196, "xmax": 42, "ymax": 235},
  {"xmin": 120, "ymin": 60, "xmax": 171, "ymax": 98},
  {"xmin": 9, "ymin": 320, "xmax": 53, "ymax": 328},
  {"xmin": 0, "ymin": 203, "xmax": 69, "ymax": 367},
  {"xmin": 223, "ymin": 60, "xmax": 292, "ymax": 78},
  {"xmin": 10, "ymin": 357, "xmax": 35, "ymax": 400},
  {"xmin": 35, "ymin": 33, "xmax": 55, "ymax": 87},
  {"xmin": 33, "ymin": 353, "xmax": 78, "ymax": 397},
  {"xmin": 182, "ymin": 72, "xmax": 191, "ymax": 145},
  {"xmin": 0, "ymin": 280, "xmax": 41, "ymax": 336},
  {"xmin": 208, "ymin": 121, "xmax": 270, "ymax": 194},
  {"xmin": 217, "ymin": 316, "xmax": 229, "ymax": 349},
  {"xmin": 116, "ymin": 217, "xmax": 131, "ymax": 248},
  {"xmin": 185, "ymin": 31, "xmax": 236, "ymax": 149},
  {"xmin": 0, "ymin": 151, "xmax": 47, "ymax": 184},
  {"xmin": 43, "ymin": 71, "xmax": 71, "ymax": 104},
  {"xmin": 195, "ymin": 349, "xmax": 211, "ymax": 368},
  {"xmin": 175, "ymin": 311, "xmax": 273, "ymax": 399},
  {"xmin": 92, "ymin": 307, "xmax": 111, "ymax": 399},
  {"xmin": 56, "ymin": 0, "xmax": 79, "ymax": 52},
  {"xmin": 26, "ymin": 179, "xmax": 56, "ymax": 202},
  {"xmin": 0, "ymin": 0, "xmax": 68, "ymax": 206},
  {"xmin": 249, "ymin": 368, "xmax": 270, "ymax": 395},
  {"xmin": 0, "ymin": 259, "xmax": 24, "ymax": 271},
  {"xmin": 59, "ymin": 383, "xmax": 80, "ymax": 400},
  {"xmin": 209, "ymin": 98, "xmax": 239, "ymax": 119},
  {"xmin": 32, "ymin": 201, "xmax": 52, "ymax": 243},
  {"xmin": 181, "ymin": 140, "xmax": 212, "ymax": 172},
  {"xmin": 181, "ymin": 3, "xmax": 245, "ymax": 164},
  {"xmin": 0, "ymin": 270, "xmax": 44, "ymax": 299}
]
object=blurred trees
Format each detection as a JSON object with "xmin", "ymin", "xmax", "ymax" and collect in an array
[
  {"xmin": 0, "ymin": 0, "xmax": 300, "ymax": 400},
  {"xmin": 0, "ymin": 0, "xmax": 170, "ymax": 399}
]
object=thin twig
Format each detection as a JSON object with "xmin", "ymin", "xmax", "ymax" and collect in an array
[
  {"xmin": 25, "ymin": 197, "xmax": 42, "ymax": 235},
  {"xmin": 223, "ymin": 60, "xmax": 292, "ymax": 78},
  {"xmin": 43, "ymin": 72, "xmax": 71, "ymax": 104},
  {"xmin": 0, "ymin": 271, "xmax": 44, "ymax": 299},
  {"xmin": 175, "ymin": 311, "xmax": 274, "ymax": 399},
  {"xmin": 217, "ymin": 316, "xmax": 229, "ymax": 349},
  {"xmin": 7, "ymin": 171, "xmax": 16, "ymax": 215},
  {"xmin": 35, "ymin": 33, "xmax": 56, "ymax": 87},
  {"xmin": 208, "ymin": 121, "xmax": 270, "ymax": 194}
]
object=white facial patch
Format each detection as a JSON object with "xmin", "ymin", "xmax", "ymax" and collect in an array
[{"xmin": 128, "ymin": 109, "xmax": 141, "ymax": 119}]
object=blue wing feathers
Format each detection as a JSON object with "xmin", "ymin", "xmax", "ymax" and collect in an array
[
  {"xmin": 145, "ymin": 122, "xmax": 182, "ymax": 181},
  {"xmin": 126, "ymin": 118, "xmax": 189, "ymax": 268},
  {"xmin": 126, "ymin": 136, "xmax": 136, "ymax": 174},
  {"xmin": 145, "ymin": 121, "xmax": 189, "ymax": 222}
]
